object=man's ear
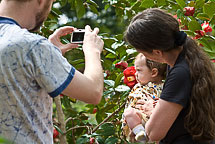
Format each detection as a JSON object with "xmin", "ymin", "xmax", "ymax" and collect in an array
[
  {"xmin": 151, "ymin": 68, "xmax": 158, "ymax": 78},
  {"xmin": 37, "ymin": 0, "xmax": 44, "ymax": 7}
]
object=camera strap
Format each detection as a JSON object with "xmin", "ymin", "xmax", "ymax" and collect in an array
[{"xmin": 0, "ymin": 16, "xmax": 20, "ymax": 26}]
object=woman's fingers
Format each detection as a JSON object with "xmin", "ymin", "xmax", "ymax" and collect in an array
[{"xmin": 136, "ymin": 99, "xmax": 147, "ymax": 105}]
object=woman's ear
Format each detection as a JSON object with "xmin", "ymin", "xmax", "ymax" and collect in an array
[
  {"xmin": 152, "ymin": 50, "xmax": 163, "ymax": 57},
  {"xmin": 151, "ymin": 68, "xmax": 158, "ymax": 78}
]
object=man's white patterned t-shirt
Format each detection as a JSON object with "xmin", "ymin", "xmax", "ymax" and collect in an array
[{"xmin": 0, "ymin": 20, "xmax": 75, "ymax": 144}]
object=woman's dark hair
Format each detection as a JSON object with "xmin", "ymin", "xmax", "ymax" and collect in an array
[{"xmin": 125, "ymin": 8, "xmax": 215, "ymax": 141}]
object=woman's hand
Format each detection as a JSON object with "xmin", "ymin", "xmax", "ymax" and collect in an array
[
  {"xmin": 123, "ymin": 107, "xmax": 143, "ymax": 130},
  {"xmin": 48, "ymin": 26, "xmax": 79, "ymax": 55}
]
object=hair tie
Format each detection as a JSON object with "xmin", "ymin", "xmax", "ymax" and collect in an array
[{"xmin": 175, "ymin": 31, "xmax": 187, "ymax": 46}]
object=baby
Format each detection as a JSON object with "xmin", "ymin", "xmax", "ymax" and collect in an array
[{"xmin": 122, "ymin": 53, "xmax": 167, "ymax": 142}]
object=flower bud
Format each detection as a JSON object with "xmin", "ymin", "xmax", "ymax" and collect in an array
[
  {"xmin": 53, "ymin": 128, "xmax": 59, "ymax": 139},
  {"xmin": 184, "ymin": 7, "xmax": 195, "ymax": 16},
  {"xmin": 115, "ymin": 61, "xmax": 128, "ymax": 70}
]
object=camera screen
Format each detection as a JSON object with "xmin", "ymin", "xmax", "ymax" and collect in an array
[{"xmin": 72, "ymin": 32, "xmax": 85, "ymax": 42}]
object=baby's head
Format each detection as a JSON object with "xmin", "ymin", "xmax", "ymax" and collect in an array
[{"xmin": 135, "ymin": 53, "xmax": 167, "ymax": 85}]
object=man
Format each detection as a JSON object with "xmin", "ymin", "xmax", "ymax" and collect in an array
[{"xmin": 0, "ymin": 0, "xmax": 104, "ymax": 143}]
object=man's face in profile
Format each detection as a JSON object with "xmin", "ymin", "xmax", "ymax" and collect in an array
[{"xmin": 30, "ymin": 0, "xmax": 53, "ymax": 32}]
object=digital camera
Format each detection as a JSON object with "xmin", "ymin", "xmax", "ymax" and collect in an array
[{"xmin": 71, "ymin": 29, "xmax": 85, "ymax": 44}]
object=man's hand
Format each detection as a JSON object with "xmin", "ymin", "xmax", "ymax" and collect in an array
[
  {"xmin": 48, "ymin": 26, "xmax": 79, "ymax": 55},
  {"xmin": 82, "ymin": 25, "xmax": 104, "ymax": 54}
]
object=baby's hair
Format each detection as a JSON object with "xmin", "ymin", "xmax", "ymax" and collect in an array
[{"xmin": 135, "ymin": 53, "xmax": 167, "ymax": 79}]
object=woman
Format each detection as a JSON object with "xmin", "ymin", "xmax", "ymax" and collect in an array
[{"xmin": 123, "ymin": 8, "xmax": 215, "ymax": 144}]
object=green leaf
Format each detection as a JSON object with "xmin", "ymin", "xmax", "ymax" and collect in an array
[
  {"xmin": 195, "ymin": 0, "xmax": 205, "ymax": 8},
  {"xmin": 96, "ymin": 136, "xmax": 105, "ymax": 144},
  {"xmin": 176, "ymin": 9, "xmax": 183, "ymax": 17},
  {"xmin": 130, "ymin": 1, "xmax": 141, "ymax": 10},
  {"xmin": 97, "ymin": 123, "xmax": 115, "ymax": 136},
  {"xmin": 70, "ymin": 59, "xmax": 84, "ymax": 65},
  {"xmin": 60, "ymin": 0, "xmax": 68, "ymax": 7},
  {"xmin": 104, "ymin": 137, "xmax": 118, "ymax": 144},
  {"xmin": 114, "ymin": 73, "xmax": 123, "ymax": 88},
  {"xmin": 75, "ymin": 63, "xmax": 85, "ymax": 70},
  {"xmin": 188, "ymin": 20, "xmax": 202, "ymax": 32},
  {"xmin": 105, "ymin": 4, "xmax": 110, "ymax": 10},
  {"xmin": 210, "ymin": 14, "xmax": 215, "ymax": 24},
  {"xmin": 76, "ymin": 136, "xmax": 89, "ymax": 144},
  {"xmin": 141, "ymin": 0, "xmax": 154, "ymax": 8},
  {"xmin": 89, "ymin": 5, "xmax": 99, "ymax": 15},
  {"xmin": 104, "ymin": 48, "xmax": 116, "ymax": 55},
  {"xmin": 198, "ymin": 38, "xmax": 213, "ymax": 50},
  {"xmin": 115, "ymin": 85, "xmax": 130, "ymax": 92},
  {"xmin": 188, "ymin": 1, "xmax": 195, "ymax": 7},
  {"xmin": 104, "ymin": 80, "xmax": 115, "ymax": 87},
  {"xmin": 176, "ymin": 0, "xmax": 186, "ymax": 9},
  {"xmin": 157, "ymin": 0, "xmax": 166, "ymax": 6},
  {"xmin": 53, "ymin": 125, "xmax": 63, "ymax": 134},
  {"xmin": 105, "ymin": 53, "xmax": 116, "ymax": 59},
  {"xmin": 75, "ymin": 0, "xmax": 86, "ymax": 19},
  {"xmin": 103, "ymin": 38, "xmax": 117, "ymax": 48},
  {"xmin": 87, "ymin": 0, "xmax": 99, "ymax": 8},
  {"xmin": 196, "ymin": 13, "xmax": 210, "ymax": 21},
  {"xmin": 203, "ymin": 2, "xmax": 215, "ymax": 18}
]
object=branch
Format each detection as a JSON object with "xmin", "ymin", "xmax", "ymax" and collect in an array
[
  {"xmin": 92, "ymin": 102, "xmax": 126, "ymax": 133},
  {"xmin": 65, "ymin": 126, "xmax": 92, "ymax": 134},
  {"xmin": 54, "ymin": 96, "xmax": 67, "ymax": 144}
]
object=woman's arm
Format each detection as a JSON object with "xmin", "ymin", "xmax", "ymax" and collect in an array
[{"xmin": 145, "ymin": 99, "xmax": 183, "ymax": 141}]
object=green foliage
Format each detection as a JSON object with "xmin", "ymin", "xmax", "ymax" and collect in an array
[{"xmin": 38, "ymin": 0, "xmax": 215, "ymax": 143}]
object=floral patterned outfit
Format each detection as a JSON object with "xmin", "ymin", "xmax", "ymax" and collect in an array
[{"xmin": 122, "ymin": 82, "xmax": 164, "ymax": 141}]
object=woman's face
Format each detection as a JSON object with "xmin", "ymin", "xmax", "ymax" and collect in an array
[
  {"xmin": 137, "ymin": 49, "xmax": 165, "ymax": 63},
  {"xmin": 135, "ymin": 55, "xmax": 152, "ymax": 85}
]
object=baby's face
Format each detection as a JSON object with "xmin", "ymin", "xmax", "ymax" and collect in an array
[{"xmin": 135, "ymin": 56, "xmax": 153, "ymax": 85}]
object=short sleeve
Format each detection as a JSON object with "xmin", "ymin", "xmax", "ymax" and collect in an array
[
  {"xmin": 24, "ymin": 38, "xmax": 75, "ymax": 97},
  {"xmin": 160, "ymin": 66, "xmax": 191, "ymax": 107}
]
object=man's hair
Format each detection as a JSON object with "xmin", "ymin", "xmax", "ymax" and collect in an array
[
  {"xmin": 5, "ymin": 0, "xmax": 32, "ymax": 1},
  {"xmin": 125, "ymin": 8, "xmax": 215, "ymax": 141},
  {"xmin": 135, "ymin": 53, "xmax": 167, "ymax": 80}
]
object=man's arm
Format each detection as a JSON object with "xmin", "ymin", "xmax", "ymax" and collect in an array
[{"xmin": 49, "ymin": 25, "xmax": 104, "ymax": 104}]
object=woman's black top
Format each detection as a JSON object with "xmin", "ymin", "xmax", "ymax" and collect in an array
[{"xmin": 159, "ymin": 50, "xmax": 193, "ymax": 144}]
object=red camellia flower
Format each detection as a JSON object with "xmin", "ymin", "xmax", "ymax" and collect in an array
[
  {"xmin": 201, "ymin": 21, "xmax": 212, "ymax": 33},
  {"xmin": 90, "ymin": 137, "xmax": 95, "ymax": 144},
  {"xmin": 59, "ymin": 94, "xmax": 64, "ymax": 97},
  {"xmin": 123, "ymin": 66, "xmax": 137, "ymax": 89},
  {"xmin": 92, "ymin": 108, "xmax": 97, "ymax": 114},
  {"xmin": 115, "ymin": 61, "xmax": 128, "ymax": 70},
  {"xmin": 181, "ymin": 25, "xmax": 188, "ymax": 30},
  {"xmin": 184, "ymin": 7, "xmax": 195, "ymax": 16},
  {"xmin": 211, "ymin": 59, "xmax": 215, "ymax": 63},
  {"xmin": 53, "ymin": 128, "xmax": 59, "ymax": 139},
  {"xmin": 194, "ymin": 30, "xmax": 205, "ymax": 39}
]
